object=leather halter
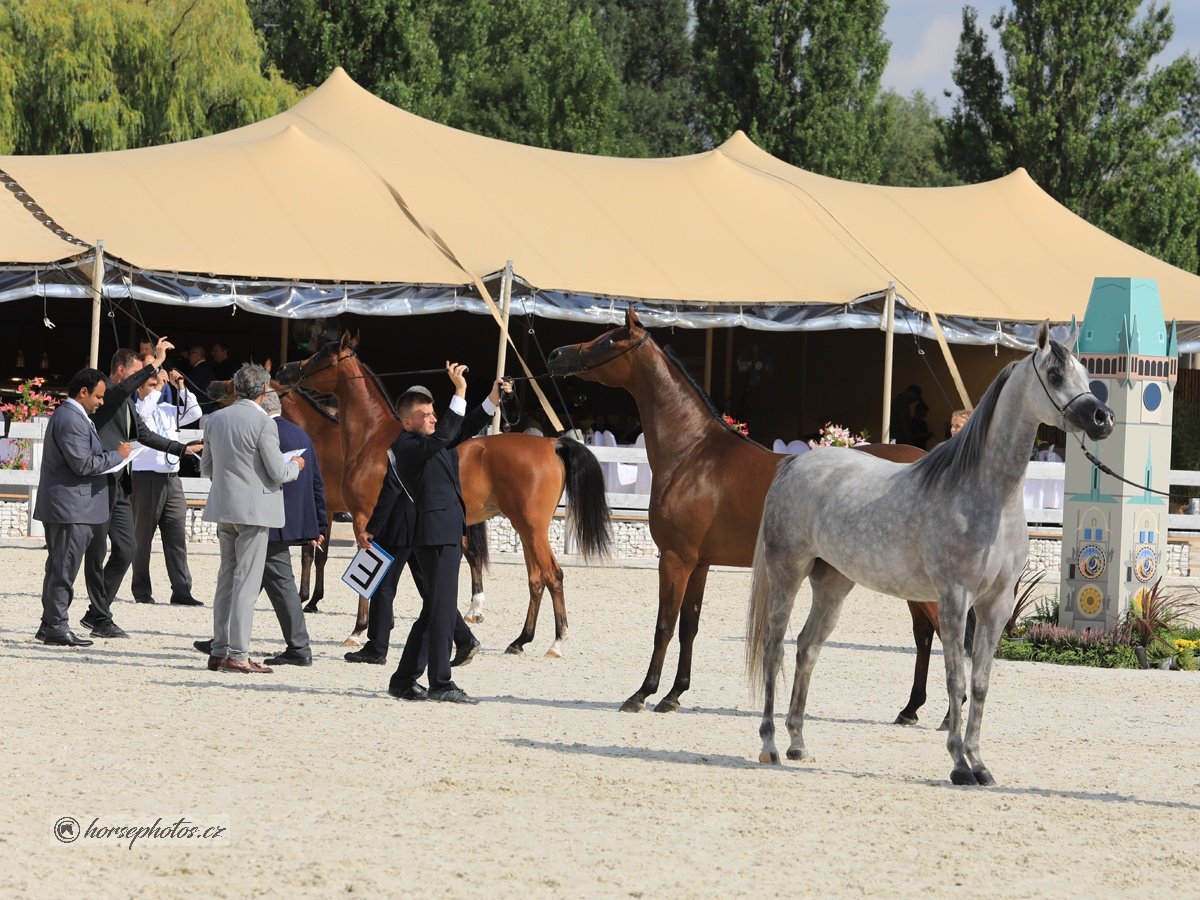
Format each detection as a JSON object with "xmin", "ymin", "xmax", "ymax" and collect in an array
[{"xmin": 580, "ymin": 331, "xmax": 650, "ymax": 371}]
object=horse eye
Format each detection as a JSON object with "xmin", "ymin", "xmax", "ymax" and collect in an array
[{"xmin": 1048, "ymin": 368, "xmax": 1063, "ymax": 387}]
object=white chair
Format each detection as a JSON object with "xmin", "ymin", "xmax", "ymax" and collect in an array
[
  {"xmin": 634, "ymin": 432, "xmax": 652, "ymax": 496},
  {"xmin": 786, "ymin": 439, "xmax": 809, "ymax": 455},
  {"xmin": 772, "ymin": 438, "xmax": 787, "ymax": 453}
]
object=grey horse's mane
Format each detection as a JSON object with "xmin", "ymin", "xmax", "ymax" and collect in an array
[
  {"xmin": 910, "ymin": 360, "xmax": 1018, "ymax": 490},
  {"xmin": 661, "ymin": 344, "xmax": 766, "ymax": 448}
]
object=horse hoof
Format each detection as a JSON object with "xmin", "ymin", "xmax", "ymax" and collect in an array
[
  {"xmin": 464, "ymin": 615, "xmax": 482, "ymax": 624},
  {"xmin": 341, "ymin": 637, "xmax": 360, "ymax": 648},
  {"xmin": 653, "ymin": 697, "xmax": 679, "ymax": 713},
  {"xmin": 785, "ymin": 747, "xmax": 811, "ymax": 761},
  {"xmin": 973, "ymin": 767, "xmax": 996, "ymax": 786},
  {"xmin": 505, "ymin": 643, "xmax": 524, "ymax": 655},
  {"xmin": 759, "ymin": 750, "xmax": 780, "ymax": 765},
  {"xmin": 619, "ymin": 697, "xmax": 645, "ymax": 713},
  {"xmin": 950, "ymin": 766, "xmax": 979, "ymax": 786},
  {"xmin": 303, "ymin": 602, "xmax": 319, "ymax": 613},
  {"xmin": 544, "ymin": 649, "xmax": 561, "ymax": 659},
  {"xmin": 894, "ymin": 713, "xmax": 918, "ymax": 726},
  {"xmin": 936, "ymin": 717, "xmax": 951, "ymax": 732}
]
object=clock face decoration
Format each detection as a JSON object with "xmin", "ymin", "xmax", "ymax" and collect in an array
[
  {"xmin": 1134, "ymin": 546, "xmax": 1157, "ymax": 583},
  {"xmin": 1077, "ymin": 544, "xmax": 1106, "ymax": 580},
  {"xmin": 1078, "ymin": 587, "xmax": 1103, "ymax": 617}
]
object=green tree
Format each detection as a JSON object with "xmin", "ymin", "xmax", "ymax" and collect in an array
[
  {"xmin": 876, "ymin": 90, "xmax": 959, "ymax": 187},
  {"xmin": 0, "ymin": 0, "xmax": 298, "ymax": 155},
  {"xmin": 255, "ymin": 0, "xmax": 626, "ymax": 154},
  {"xmin": 584, "ymin": 0, "xmax": 697, "ymax": 157},
  {"xmin": 944, "ymin": 1, "xmax": 1200, "ymax": 272},
  {"xmin": 693, "ymin": 0, "xmax": 892, "ymax": 180}
]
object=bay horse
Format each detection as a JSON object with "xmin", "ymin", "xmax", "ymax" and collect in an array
[
  {"xmin": 276, "ymin": 335, "xmax": 611, "ymax": 657},
  {"xmin": 206, "ymin": 379, "xmax": 343, "ymax": 609},
  {"xmin": 546, "ymin": 307, "xmax": 946, "ymax": 715},
  {"xmin": 746, "ymin": 321, "xmax": 1113, "ymax": 784}
]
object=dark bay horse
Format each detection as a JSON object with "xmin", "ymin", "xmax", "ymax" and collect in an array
[
  {"xmin": 207, "ymin": 379, "xmax": 343, "ymax": 609},
  {"xmin": 276, "ymin": 335, "xmax": 611, "ymax": 657},
  {"xmin": 747, "ymin": 322, "xmax": 1113, "ymax": 784},
  {"xmin": 547, "ymin": 307, "xmax": 951, "ymax": 717}
]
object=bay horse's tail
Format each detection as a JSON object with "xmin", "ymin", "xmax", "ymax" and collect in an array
[
  {"xmin": 745, "ymin": 507, "xmax": 774, "ymax": 702},
  {"xmin": 465, "ymin": 521, "xmax": 490, "ymax": 572},
  {"xmin": 554, "ymin": 436, "xmax": 612, "ymax": 559}
]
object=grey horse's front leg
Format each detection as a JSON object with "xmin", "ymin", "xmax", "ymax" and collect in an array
[
  {"xmin": 939, "ymin": 587, "xmax": 978, "ymax": 785},
  {"xmin": 959, "ymin": 590, "xmax": 1010, "ymax": 786}
]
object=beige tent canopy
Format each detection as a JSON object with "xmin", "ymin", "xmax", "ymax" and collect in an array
[{"xmin": 1, "ymin": 67, "xmax": 1198, "ymax": 348}]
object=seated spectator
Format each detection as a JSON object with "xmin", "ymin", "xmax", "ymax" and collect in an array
[{"xmin": 910, "ymin": 402, "xmax": 932, "ymax": 450}]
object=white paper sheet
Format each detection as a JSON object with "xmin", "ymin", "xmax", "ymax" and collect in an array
[
  {"xmin": 101, "ymin": 444, "xmax": 149, "ymax": 475},
  {"xmin": 282, "ymin": 448, "xmax": 306, "ymax": 464}
]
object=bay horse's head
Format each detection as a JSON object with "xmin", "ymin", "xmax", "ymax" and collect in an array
[
  {"xmin": 206, "ymin": 378, "xmax": 235, "ymax": 405},
  {"xmin": 1029, "ymin": 319, "xmax": 1114, "ymax": 441},
  {"xmin": 546, "ymin": 307, "xmax": 650, "ymax": 387},
  {"xmin": 276, "ymin": 331, "xmax": 358, "ymax": 394}
]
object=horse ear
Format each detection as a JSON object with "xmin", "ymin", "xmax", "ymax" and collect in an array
[
  {"xmin": 339, "ymin": 330, "xmax": 352, "ymax": 349},
  {"xmin": 626, "ymin": 305, "xmax": 643, "ymax": 330},
  {"xmin": 350, "ymin": 330, "xmax": 360, "ymax": 350},
  {"xmin": 1036, "ymin": 319, "xmax": 1050, "ymax": 353}
]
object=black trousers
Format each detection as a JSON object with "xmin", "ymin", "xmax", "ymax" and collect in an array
[
  {"xmin": 131, "ymin": 470, "xmax": 193, "ymax": 603},
  {"xmin": 83, "ymin": 476, "xmax": 134, "ymax": 625},
  {"xmin": 366, "ymin": 543, "xmax": 473, "ymax": 660},
  {"xmin": 41, "ymin": 522, "xmax": 104, "ymax": 635},
  {"xmin": 390, "ymin": 542, "xmax": 467, "ymax": 692}
]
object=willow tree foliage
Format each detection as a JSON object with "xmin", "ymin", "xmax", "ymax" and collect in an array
[
  {"xmin": 693, "ymin": 0, "xmax": 892, "ymax": 180},
  {"xmin": 0, "ymin": 0, "xmax": 298, "ymax": 154},
  {"xmin": 944, "ymin": 1, "xmax": 1200, "ymax": 272}
]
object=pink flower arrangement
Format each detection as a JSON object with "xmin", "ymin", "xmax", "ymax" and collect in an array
[
  {"xmin": 722, "ymin": 414, "xmax": 749, "ymax": 436},
  {"xmin": 1, "ymin": 377, "xmax": 59, "ymax": 470},
  {"xmin": 813, "ymin": 422, "xmax": 869, "ymax": 448}
]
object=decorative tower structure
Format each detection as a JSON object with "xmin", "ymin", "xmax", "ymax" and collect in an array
[{"xmin": 1058, "ymin": 278, "xmax": 1177, "ymax": 632}]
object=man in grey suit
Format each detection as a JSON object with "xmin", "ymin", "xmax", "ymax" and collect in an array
[
  {"xmin": 34, "ymin": 368, "xmax": 131, "ymax": 646},
  {"xmin": 199, "ymin": 364, "xmax": 302, "ymax": 674}
]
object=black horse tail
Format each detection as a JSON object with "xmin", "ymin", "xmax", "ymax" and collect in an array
[
  {"xmin": 555, "ymin": 436, "xmax": 612, "ymax": 560},
  {"xmin": 465, "ymin": 521, "xmax": 490, "ymax": 573}
]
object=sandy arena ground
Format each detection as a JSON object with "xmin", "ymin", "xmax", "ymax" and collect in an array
[{"xmin": 1, "ymin": 541, "xmax": 1198, "ymax": 898}]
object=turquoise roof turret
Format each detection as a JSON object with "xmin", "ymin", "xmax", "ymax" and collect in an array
[{"xmin": 1077, "ymin": 278, "xmax": 1168, "ymax": 356}]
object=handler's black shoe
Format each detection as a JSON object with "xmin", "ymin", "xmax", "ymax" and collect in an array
[
  {"xmin": 79, "ymin": 610, "xmax": 98, "ymax": 630},
  {"xmin": 193, "ymin": 639, "xmax": 213, "ymax": 655},
  {"xmin": 450, "ymin": 638, "xmax": 480, "ymax": 668},
  {"xmin": 264, "ymin": 649, "xmax": 312, "ymax": 667},
  {"xmin": 428, "ymin": 685, "xmax": 479, "ymax": 705},
  {"xmin": 345, "ymin": 649, "xmax": 387, "ymax": 665},
  {"xmin": 387, "ymin": 680, "xmax": 428, "ymax": 701},
  {"xmin": 90, "ymin": 622, "xmax": 129, "ymax": 639}
]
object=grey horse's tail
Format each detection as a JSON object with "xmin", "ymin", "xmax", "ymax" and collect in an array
[{"xmin": 745, "ymin": 508, "xmax": 774, "ymax": 702}]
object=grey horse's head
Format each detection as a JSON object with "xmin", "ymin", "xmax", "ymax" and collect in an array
[{"xmin": 1030, "ymin": 320, "xmax": 1114, "ymax": 440}]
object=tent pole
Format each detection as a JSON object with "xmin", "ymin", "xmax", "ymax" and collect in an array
[
  {"xmin": 926, "ymin": 308, "xmax": 973, "ymax": 409},
  {"xmin": 89, "ymin": 241, "xmax": 104, "ymax": 369},
  {"xmin": 491, "ymin": 261, "xmax": 514, "ymax": 433},
  {"xmin": 723, "ymin": 329, "xmax": 734, "ymax": 409},
  {"xmin": 279, "ymin": 318, "xmax": 289, "ymax": 368},
  {"xmin": 881, "ymin": 283, "xmax": 895, "ymax": 442},
  {"xmin": 703, "ymin": 328, "xmax": 713, "ymax": 395}
]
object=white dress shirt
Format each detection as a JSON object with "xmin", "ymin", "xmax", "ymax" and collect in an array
[{"xmin": 133, "ymin": 387, "xmax": 200, "ymax": 473}]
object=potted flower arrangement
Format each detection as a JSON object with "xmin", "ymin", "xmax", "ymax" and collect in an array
[
  {"xmin": 813, "ymin": 422, "xmax": 869, "ymax": 448},
  {"xmin": 0, "ymin": 377, "xmax": 59, "ymax": 470}
]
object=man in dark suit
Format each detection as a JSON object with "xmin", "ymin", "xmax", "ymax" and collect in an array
[
  {"xmin": 34, "ymin": 368, "xmax": 131, "ymax": 646},
  {"xmin": 346, "ymin": 375, "xmax": 501, "ymax": 667},
  {"xmin": 81, "ymin": 340, "xmax": 204, "ymax": 638},
  {"xmin": 374, "ymin": 363, "xmax": 507, "ymax": 704}
]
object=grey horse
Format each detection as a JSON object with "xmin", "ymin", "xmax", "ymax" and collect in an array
[{"xmin": 746, "ymin": 321, "xmax": 1114, "ymax": 785}]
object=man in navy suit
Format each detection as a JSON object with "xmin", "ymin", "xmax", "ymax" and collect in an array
[
  {"xmin": 372, "ymin": 363, "xmax": 506, "ymax": 704},
  {"xmin": 34, "ymin": 369, "xmax": 131, "ymax": 646}
]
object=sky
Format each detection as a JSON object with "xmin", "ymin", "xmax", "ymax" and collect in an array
[{"xmin": 882, "ymin": 0, "xmax": 1200, "ymax": 110}]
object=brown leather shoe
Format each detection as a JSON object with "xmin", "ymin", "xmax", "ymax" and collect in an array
[
  {"xmin": 218, "ymin": 658, "xmax": 274, "ymax": 674},
  {"xmin": 207, "ymin": 655, "xmax": 222, "ymax": 672}
]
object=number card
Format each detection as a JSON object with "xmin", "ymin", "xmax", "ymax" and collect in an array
[{"xmin": 340, "ymin": 541, "xmax": 394, "ymax": 600}]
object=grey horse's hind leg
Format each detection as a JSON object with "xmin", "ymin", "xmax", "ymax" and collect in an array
[
  {"xmin": 958, "ymin": 590, "xmax": 1009, "ymax": 786},
  {"xmin": 938, "ymin": 586, "xmax": 978, "ymax": 785},
  {"xmin": 784, "ymin": 561, "xmax": 853, "ymax": 762},
  {"xmin": 758, "ymin": 556, "xmax": 813, "ymax": 765}
]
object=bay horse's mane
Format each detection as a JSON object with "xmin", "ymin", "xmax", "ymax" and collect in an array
[
  {"xmin": 910, "ymin": 359, "xmax": 1017, "ymax": 490},
  {"xmin": 318, "ymin": 340, "xmax": 399, "ymax": 418},
  {"xmin": 660, "ymin": 344, "xmax": 767, "ymax": 450},
  {"xmin": 294, "ymin": 387, "xmax": 338, "ymax": 423}
]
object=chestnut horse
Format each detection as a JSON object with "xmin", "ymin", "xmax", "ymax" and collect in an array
[
  {"xmin": 276, "ymin": 336, "xmax": 611, "ymax": 657},
  {"xmin": 547, "ymin": 307, "xmax": 956, "ymax": 721}
]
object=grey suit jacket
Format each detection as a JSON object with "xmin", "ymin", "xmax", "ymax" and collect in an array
[
  {"xmin": 200, "ymin": 398, "xmax": 299, "ymax": 528},
  {"xmin": 33, "ymin": 401, "xmax": 125, "ymax": 525}
]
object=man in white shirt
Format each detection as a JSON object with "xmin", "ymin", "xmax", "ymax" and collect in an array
[{"xmin": 131, "ymin": 358, "xmax": 204, "ymax": 606}]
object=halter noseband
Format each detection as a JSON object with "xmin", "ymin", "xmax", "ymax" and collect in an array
[
  {"xmin": 298, "ymin": 346, "xmax": 357, "ymax": 381},
  {"xmin": 581, "ymin": 331, "xmax": 650, "ymax": 371}
]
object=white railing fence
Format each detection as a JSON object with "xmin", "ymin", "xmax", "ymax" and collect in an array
[{"xmin": 4, "ymin": 422, "xmax": 1200, "ymax": 535}]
